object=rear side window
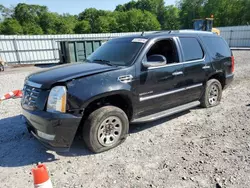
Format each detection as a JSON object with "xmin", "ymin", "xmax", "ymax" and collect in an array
[
  {"xmin": 202, "ymin": 36, "xmax": 231, "ymax": 58},
  {"xmin": 179, "ymin": 37, "xmax": 204, "ymax": 62}
]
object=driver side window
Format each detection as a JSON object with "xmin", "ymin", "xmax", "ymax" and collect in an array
[{"xmin": 145, "ymin": 39, "xmax": 179, "ymax": 64}]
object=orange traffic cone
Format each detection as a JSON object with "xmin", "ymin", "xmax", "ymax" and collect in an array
[
  {"xmin": 32, "ymin": 164, "xmax": 53, "ymax": 188},
  {"xmin": 0, "ymin": 90, "xmax": 23, "ymax": 101}
]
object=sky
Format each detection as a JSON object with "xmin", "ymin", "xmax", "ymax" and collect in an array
[{"xmin": 1, "ymin": 0, "xmax": 177, "ymax": 15}]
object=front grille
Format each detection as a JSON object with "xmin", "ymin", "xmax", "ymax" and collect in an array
[{"xmin": 21, "ymin": 85, "xmax": 41, "ymax": 110}]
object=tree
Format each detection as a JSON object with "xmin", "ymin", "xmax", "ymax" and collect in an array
[
  {"xmin": 203, "ymin": 0, "xmax": 250, "ymax": 27},
  {"xmin": 95, "ymin": 15, "xmax": 118, "ymax": 33},
  {"xmin": 113, "ymin": 11, "xmax": 129, "ymax": 32},
  {"xmin": 115, "ymin": 0, "xmax": 165, "ymax": 29},
  {"xmin": 1, "ymin": 0, "xmax": 250, "ymax": 35},
  {"xmin": 241, "ymin": 0, "xmax": 250, "ymax": 25},
  {"xmin": 0, "ymin": 18, "xmax": 23, "ymax": 34},
  {"xmin": 59, "ymin": 14, "xmax": 78, "ymax": 33},
  {"xmin": 155, "ymin": 0, "xmax": 167, "ymax": 27},
  {"xmin": 74, "ymin": 20, "xmax": 91, "ymax": 34},
  {"xmin": 0, "ymin": 5, "xmax": 14, "ymax": 22},
  {"xmin": 0, "ymin": 5, "xmax": 4, "ymax": 22},
  {"xmin": 115, "ymin": 1, "xmax": 137, "ymax": 11},
  {"xmin": 178, "ymin": 0, "xmax": 205, "ymax": 29},
  {"xmin": 78, "ymin": 8, "xmax": 111, "ymax": 32},
  {"xmin": 55, "ymin": 20, "xmax": 73, "ymax": 34},
  {"xmin": 14, "ymin": 3, "xmax": 47, "ymax": 25},
  {"xmin": 39, "ymin": 12, "xmax": 60, "ymax": 34},
  {"xmin": 22, "ymin": 22, "xmax": 43, "ymax": 34},
  {"xmin": 140, "ymin": 10, "xmax": 161, "ymax": 31},
  {"xmin": 162, "ymin": 5, "xmax": 180, "ymax": 30},
  {"xmin": 115, "ymin": 5, "xmax": 126, "ymax": 12},
  {"xmin": 115, "ymin": 9, "xmax": 161, "ymax": 32}
]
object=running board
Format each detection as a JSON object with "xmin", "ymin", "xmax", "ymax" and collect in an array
[{"xmin": 132, "ymin": 101, "xmax": 200, "ymax": 123}]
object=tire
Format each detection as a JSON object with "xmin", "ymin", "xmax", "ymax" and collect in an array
[
  {"xmin": 0, "ymin": 64, "xmax": 3, "ymax": 72},
  {"xmin": 200, "ymin": 79, "xmax": 222, "ymax": 108},
  {"xmin": 83, "ymin": 106, "xmax": 129, "ymax": 153}
]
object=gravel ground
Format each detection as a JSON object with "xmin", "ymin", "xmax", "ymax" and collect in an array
[{"xmin": 0, "ymin": 51, "xmax": 250, "ymax": 188}]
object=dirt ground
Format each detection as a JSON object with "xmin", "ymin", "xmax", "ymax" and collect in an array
[{"xmin": 0, "ymin": 51, "xmax": 249, "ymax": 188}]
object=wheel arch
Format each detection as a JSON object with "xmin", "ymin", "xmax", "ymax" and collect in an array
[
  {"xmin": 206, "ymin": 72, "xmax": 226, "ymax": 89},
  {"xmin": 82, "ymin": 90, "xmax": 134, "ymax": 121}
]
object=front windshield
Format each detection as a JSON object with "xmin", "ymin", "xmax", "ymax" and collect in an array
[{"xmin": 87, "ymin": 38, "xmax": 145, "ymax": 66}]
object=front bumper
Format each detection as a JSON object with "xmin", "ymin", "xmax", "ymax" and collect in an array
[
  {"xmin": 224, "ymin": 74, "xmax": 234, "ymax": 89},
  {"xmin": 22, "ymin": 109, "xmax": 81, "ymax": 152}
]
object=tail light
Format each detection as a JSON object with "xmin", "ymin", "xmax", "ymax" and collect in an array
[{"xmin": 231, "ymin": 56, "xmax": 235, "ymax": 73}]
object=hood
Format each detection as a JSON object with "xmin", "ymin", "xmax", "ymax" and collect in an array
[{"xmin": 28, "ymin": 62, "xmax": 119, "ymax": 89}]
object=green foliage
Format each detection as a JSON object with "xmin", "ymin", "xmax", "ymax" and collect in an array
[
  {"xmin": 74, "ymin": 20, "xmax": 91, "ymax": 34},
  {"xmin": 122, "ymin": 9, "xmax": 161, "ymax": 31},
  {"xmin": 60, "ymin": 14, "xmax": 78, "ymax": 33},
  {"xmin": 178, "ymin": 0, "xmax": 205, "ymax": 29},
  {"xmin": 115, "ymin": 1, "xmax": 137, "ymax": 11},
  {"xmin": 78, "ymin": 8, "xmax": 111, "ymax": 32},
  {"xmin": 22, "ymin": 22, "xmax": 43, "ymax": 34},
  {"xmin": 0, "ymin": 1, "xmax": 250, "ymax": 35},
  {"xmin": 95, "ymin": 15, "xmax": 118, "ymax": 33},
  {"xmin": 107, "ymin": 9, "xmax": 161, "ymax": 33},
  {"xmin": 0, "ymin": 4, "xmax": 14, "ymax": 21},
  {"xmin": 0, "ymin": 18, "xmax": 23, "ymax": 34},
  {"xmin": 55, "ymin": 14, "xmax": 77, "ymax": 34},
  {"xmin": 162, "ymin": 5, "xmax": 180, "ymax": 30},
  {"xmin": 14, "ymin": 3, "xmax": 47, "ymax": 25},
  {"xmin": 202, "ymin": 0, "xmax": 250, "ymax": 27},
  {"xmin": 39, "ymin": 12, "xmax": 60, "ymax": 34},
  {"xmin": 115, "ymin": 0, "xmax": 166, "ymax": 26}
]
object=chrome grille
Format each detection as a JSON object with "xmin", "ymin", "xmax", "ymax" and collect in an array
[{"xmin": 22, "ymin": 85, "xmax": 41, "ymax": 110}]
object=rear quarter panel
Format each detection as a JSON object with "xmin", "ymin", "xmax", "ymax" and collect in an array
[{"xmin": 200, "ymin": 35, "xmax": 233, "ymax": 77}]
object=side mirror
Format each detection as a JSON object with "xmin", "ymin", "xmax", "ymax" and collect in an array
[{"xmin": 143, "ymin": 55, "xmax": 167, "ymax": 68}]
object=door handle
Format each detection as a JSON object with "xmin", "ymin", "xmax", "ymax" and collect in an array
[
  {"xmin": 172, "ymin": 71, "xmax": 183, "ymax": 76},
  {"xmin": 202, "ymin": 65, "xmax": 211, "ymax": 69}
]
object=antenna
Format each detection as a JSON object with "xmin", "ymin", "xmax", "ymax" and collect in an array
[{"xmin": 141, "ymin": 31, "xmax": 144, "ymax": 36}]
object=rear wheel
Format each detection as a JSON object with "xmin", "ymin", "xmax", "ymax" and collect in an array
[
  {"xmin": 200, "ymin": 79, "xmax": 222, "ymax": 108},
  {"xmin": 83, "ymin": 106, "xmax": 129, "ymax": 153}
]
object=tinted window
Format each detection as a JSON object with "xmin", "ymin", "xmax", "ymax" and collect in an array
[
  {"xmin": 87, "ymin": 38, "xmax": 144, "ymax": 66},
  {"xmin": 146, "ymin": 39, "xmax": 179, "ymax": 64},
  {"xmin": 202, "ymin": 36, "xmax": 231, "ymax": 58},
  {"xmin": 179, "ymin": 37, "xmax": 204, "ymax": 61}
]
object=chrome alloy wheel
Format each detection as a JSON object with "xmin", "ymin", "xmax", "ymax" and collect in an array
[
  {"xmin": 208, "ymin": 83, "xmax": 219, "ymax": 105},
  {"xmin": 97, "ymin": 116, "xmax": 122, "ymax": 147}
]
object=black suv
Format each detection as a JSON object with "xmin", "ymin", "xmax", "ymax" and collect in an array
[{"xmin": 22, "ymin": 31, "xmax": 234, "ymax": 153}]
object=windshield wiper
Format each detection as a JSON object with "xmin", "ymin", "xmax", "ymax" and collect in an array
[{"xmin": 92, "ymin": 59, "xmax": 114, "ymax": 66}]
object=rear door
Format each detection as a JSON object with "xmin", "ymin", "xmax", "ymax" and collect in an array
[{"xmin": 177, "ymin": 37, "xmax": 210, "ymax": 103}]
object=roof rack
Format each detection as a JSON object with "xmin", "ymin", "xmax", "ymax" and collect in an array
[
  {"xmin": 152, "ymin": 30, "xmax": 172, "ymax": 34},
  {"xmin": 151, "ymin": 30, "xmax": 214, "ymax": 35},
  {"xmin": 178, "ymin": 30, "xmax": 214, "ymax": 34}
]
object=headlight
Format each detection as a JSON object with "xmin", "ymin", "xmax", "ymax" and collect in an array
[{"xmin": 47, "ymin": 86, "xmax": 67, "ymax": 113}]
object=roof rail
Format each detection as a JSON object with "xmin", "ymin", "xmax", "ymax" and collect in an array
[
  {"xmin": 152, "ymin": 30, "xmax": 172, "ymax": 34},
  {"xmin": 152, "ymin": 30, "xmax": 214, "ymax": 35},
  {"xmin": 178, "ymin": 30, "xmax": 214, "ymax": 34}
]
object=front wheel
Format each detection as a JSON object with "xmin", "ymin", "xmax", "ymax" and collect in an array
[
  {"xmin": 200, "ymin": 79, "xmax": 222, "ymax": 108},
  {"xmin": 0, "ymin": 63, "xmax": 4, "ymax": 72},
  {"xmin": 83, "ymin": 106, "xmax": 129, "ymax": 153}
]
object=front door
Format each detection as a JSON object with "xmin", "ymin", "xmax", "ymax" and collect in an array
[{"xmin": 135, "ymin": 38, "xmax": 186, "ymax": 118}]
